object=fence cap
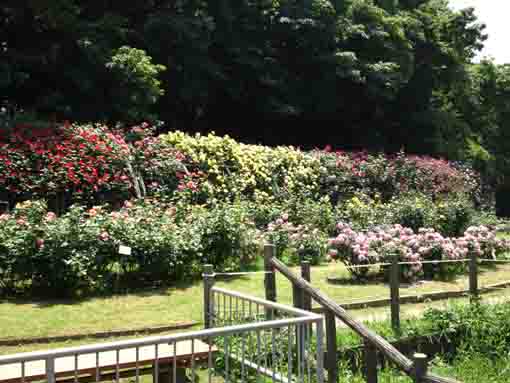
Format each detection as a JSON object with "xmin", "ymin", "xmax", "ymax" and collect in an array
[{"xmin": 203, "ymin": 264, "xmax": 214, "ymax": 275}]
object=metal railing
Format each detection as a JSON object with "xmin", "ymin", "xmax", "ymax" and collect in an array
[
  {"xmin": 268, "ymin": 253, "xmax": 461, "ymax": 383},
  {"xmin": 0, "ymin": 286, "xmax": 324, "ymax": 383}
]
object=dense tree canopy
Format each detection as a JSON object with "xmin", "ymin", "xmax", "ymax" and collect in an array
[
  {"xmin": 0, "ymin": 1, "xmax": 486, "ymax": 142},
  {"xmin": 4, "ymin": 0, "xmax": 508, "ymax": 190}
]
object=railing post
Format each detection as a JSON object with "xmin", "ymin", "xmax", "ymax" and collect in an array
[
  {"xmin": 46, "ymin": 357, "xmax": 55, "ymax": 383},
  {"xmin": 412, "ymin": 353, "xmax": 428, "ymax": 383},
  {"xmin": 390, "ymin": 253, "xmax": 400, "ymax": 334},
  {"xmin": 316, "ymin": 319, "xmax": 326, "ymax": 383},
  {"xmin": 203, "ymin": 264, "xmax": 215, "ymax": 329},
  {"xmin": 293, "ymin": 284, "xmax": 304, "ymax": 309},
  {"xmin": 264, "ymin": 244, "xmax": 277, "ymax": 303},
  {"xmin": 363, "ymin": 340, "xmax": 378, "ymax": 383},
  {"xmin": 325, "ymin": 310, "xmax": 338, "ymax": 383},
  {"xmin": 301, "ymin": 261, "xmax": 312, "ymax": 311},
  {"xmin": 469, "ymin": 251, "xmax": 479, "ymax": 302}
]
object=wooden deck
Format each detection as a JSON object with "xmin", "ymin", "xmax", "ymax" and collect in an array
[{"xmin": 0, "ymin": 340, "xmax": 214, "ymax": 383}]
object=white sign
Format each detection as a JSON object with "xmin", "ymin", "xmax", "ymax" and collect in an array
[{"xmin": 118, "ymin": 245, "xmax": 132, "ymax": 255}]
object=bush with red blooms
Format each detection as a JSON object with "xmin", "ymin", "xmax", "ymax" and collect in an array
[{"xmin": 0, "ymin": 122, "xmax": 132, "ymax": 199}]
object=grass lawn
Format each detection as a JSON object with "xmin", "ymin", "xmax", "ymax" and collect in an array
[{"xmin": 2, "ymin": 260, "xmax": 510, "ymax": 349}]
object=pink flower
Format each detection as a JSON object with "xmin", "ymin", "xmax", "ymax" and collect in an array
[
  {"xmin": 99, "ymin": 231, "xmax": 110, "ymax": 241},
  {"xmin": 124, "ymin": 200, "xmax": 133, "ymax": 209},
  {"xmin": 45, "ymin": 212, "xmax": 57, "ymax": 221},
  {"xmin": 328, "ymin": 249, "xmax": 338, "ymax": 258},
  {"xmin": 333, "ymin": 236, "xmax": 345, "ymax": 246},
  {"xmin": 36, "ymin": 238, "xmax": 45, "ymax": 249},
  {"xmin": 16, "ymin": 218, "xmax": 27, "ymax": 226},
  {"xmin": 0, "ymin": 214, "xmax": 9, "ymax": 221}
]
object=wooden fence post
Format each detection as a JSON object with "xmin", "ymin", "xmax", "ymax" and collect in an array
[
  {"xmin": 412, "ymin": 353, "xmax": 428, "ymax": 383},
  {"xmin": 390, "ymin": 253, "xmax": 400, "ymax": 334},
  {"xmin": 469, "ymin": 251, "xmax": 478, "ymax": 302},
  {"xmin": 325, "ymin": 310, "xmax": 338, "ymax": 383},
  {"xmin": 264, "ymin": 244, "xmax": 277, "ymax": 303},
  {"xmin": 292, "ymin": 284, "xmax": 304, "ymax": 309},
  {"xmin": 363, "ymin": 340, "xmax": 378, "ymax": 383},
  {"xmin": 301, "ymin": 261, "xmax": 312, "ymax": 312},
  {"xmin": 203, "ymin": 264, "xmax": 215, "ymax": 329}
]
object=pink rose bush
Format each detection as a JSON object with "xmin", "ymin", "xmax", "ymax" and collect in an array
[
  {"xmin": 0, "ymin": 199, "xmax": 260, "ymax": 297},
  {"xmin": 263, "ymin": 214, "xmax": 327, "ymax": 265},
  {"xmin": 328, "ymin": 223, "xmax": 510, "ymax": 281},
  {"xmin": 316, "ymin": 150, "xmax": 480, "ymax": 204}
]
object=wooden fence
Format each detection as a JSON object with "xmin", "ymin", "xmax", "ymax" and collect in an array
[{"xmin": 264, "ymin": 246, "xmax": 462, "ymax": 383}]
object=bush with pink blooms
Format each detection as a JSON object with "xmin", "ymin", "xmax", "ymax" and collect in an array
[
  {"xmin": 327, "ymin": 223, "xmax": 510, "ymax": 282},
  {"xmin": 0, "ymin": 199, "xmax": 260, "ymax": 297},
  {"xmin": 316, "ymin": 150, "xmax": 480, "ymax": 204},
  {"xmin": 263, "ymin": 213, "xmax": 328, "ymax": 265}
]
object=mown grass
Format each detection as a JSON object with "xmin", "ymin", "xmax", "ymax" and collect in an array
[{"xmin": 2, "ymin": 260, "xmax": 510, "ymax": 355}]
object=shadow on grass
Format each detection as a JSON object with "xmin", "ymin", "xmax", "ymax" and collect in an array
[{"xmin": 0, "ymin": 277, "xmax": 202, "ymax": 308}]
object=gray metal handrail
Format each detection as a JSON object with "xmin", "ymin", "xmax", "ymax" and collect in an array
[{"xmin": 0, "ymin": 287, "xmax": 325, "ymax": 383}]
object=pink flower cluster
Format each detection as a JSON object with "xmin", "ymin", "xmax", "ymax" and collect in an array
[
  {"xmin": 266, "ymin": 214, "xmax": 317, "ymax": 245},
  {"xmin": 328, "ymin": 223, "xmax": 510, "ymax": 280}
]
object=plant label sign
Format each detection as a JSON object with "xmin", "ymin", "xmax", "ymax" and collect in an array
[{"xmin": 118, "ymin": 245, "xmax": 132, "ymax": 255}]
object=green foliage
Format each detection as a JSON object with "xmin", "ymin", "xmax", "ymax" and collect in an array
[
  {"xmin": 335, "ymin": 192, "xmax": 390, "ymax": 231},
  {"xmin": 334, "ymin": 300, "xmax": 510, "ymax": 382},
  {"xmin": 163, "ymin": 131, "xmax": 321, "ymax": 204},
  {"xmin": 106, "ymin": 47, "xmax": 166, "ymax": 122},
  {"xmin": 336, "ymin": 300, "xmax": 510, "ymax": 357},
  {"xmin": 263, "ymin": 213, "xmax": 328, "ymax": 265},
  {"xmin": 1, "ymin": 0, "xmax": 488, "ymax": 158},
  {"xmin": 423, "ymin": 302, "xmax": 510, "ymax": 359},
  {"xmin": 386, "ymin": 192, "xmax": 436, "ymax": 232},
  {"xmin": 435, "ymin": 194, "xmax": 474, "ymax": 237},
  {"xmin": 336, "ymin": 191, "xmax": 474, "ymax": 237},
  {"xmin": 0, "ymin": 199, "xmax": 260, "ymax": 297}
]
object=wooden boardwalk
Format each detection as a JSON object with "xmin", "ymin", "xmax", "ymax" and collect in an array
[{"xmin": 0, "ymin": 340, "xmax": 213, "ymax": 383}]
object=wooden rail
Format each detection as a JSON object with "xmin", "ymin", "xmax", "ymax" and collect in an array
[{"xmin": 270, "ymin": 257, "xmax": 462, "ymax": 383}]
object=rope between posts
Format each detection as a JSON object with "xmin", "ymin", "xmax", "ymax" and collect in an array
[
  {"xmin": 340, "ymin": 258, "xmax": 471, "ymax": 270},
  {"xmin": 338, "ymin": 295, "xmax": 389, "ymax": 304},
  {"xmin": 214, "ymin": 271, "xmax": 273, "ymax": 276},
  {"xmin": 480, "ymin": 285, "xmax": 510, "ymax": 291},
  {"xmin": 211, "ymin": 258, "xmax": 504, "ymax": 274},
  {"xmin": 480, "ymin": 259, "xmax": 510, "ymax": 263}
]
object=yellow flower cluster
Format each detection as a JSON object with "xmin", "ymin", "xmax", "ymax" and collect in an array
[{"xmin": 162, "ymin": 131, "xmax": 321, "ymax": 201}]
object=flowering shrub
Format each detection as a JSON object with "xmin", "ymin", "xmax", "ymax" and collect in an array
[
  {"xmin": 327, "ymin": 223, "xmax": 510, "ymax": 282},
  {"xmin": 316, "ymin": 150, "xmax": 480, "ymax": 204},
  {"xmin": 0, "ymin": 199, "xmax": 260, "ymax": 296},
  {"xmin": 0, "ymin": 122, "xmax": 132, "ymax": 200},
  {"xmin": 263, "ymin": 214, "xmax": 328, "ymax": 265},
  {"xmin": 334, "ymin": 192, "xmax": 390, "ymax": 231},
  {"xmin": 131, "ymin": 132, "xmax": 189, "ymax": 197},
  {"xmin": 162, "ymin": 131, "xmax": 321, "ymax": 203},
  {"xmin": 1, "ymin": 126, "xmax": 481, "ymax": 216},
  {"xmin": 336, "ymin": 192, "xmax": 474, "ymax": 236}
]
